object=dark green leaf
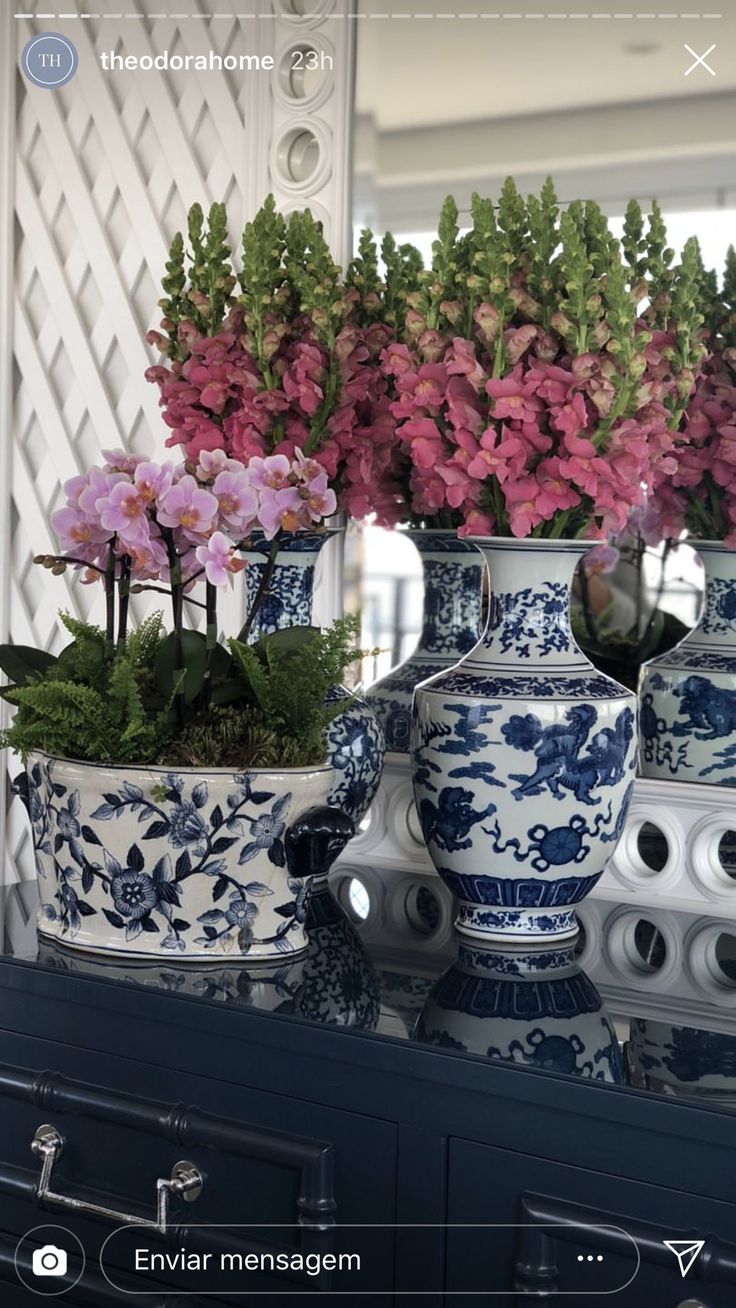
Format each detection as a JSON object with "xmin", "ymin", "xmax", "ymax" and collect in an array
[
  {"xmin": 210, "ymin": 677, "xmax": 248, "ymax": 706},
  {"xmin": 154, "ymin": 629, "xmax": 208, "ymax": 703},
  {"xmin": 255, "ymin": 626, "xmax": 321, "ymax": 662},
  {"xmin": 0, "ymin": 644, "xmax": 57, "ymax": 686}
]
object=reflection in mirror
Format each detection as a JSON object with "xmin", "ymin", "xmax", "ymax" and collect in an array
[{"xmin": 348, "ymin": 2, "xmax": 735, "ymax": 686}]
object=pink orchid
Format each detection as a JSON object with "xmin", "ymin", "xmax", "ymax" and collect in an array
[
  {"xmin": 195, "ymin": 531, "xmax": 246, "ymax": 587},
  {"xmin": 100, "ymin": 482, "xmax": 152, "ymax": 545},
  {"xmin": 196, "ymin": 449, "xmax": 245, "ymax": 480},
  {"xmin": 51, "ymin": 505, "xmax": 110, "ymax": 555},
  {"xmin": 247, "ymin": 454, "xmax": 292, "ymax": 492},
  {"xmin": 102, "ymin": 449, "xmax": 144, "ymax": 474},
  {"xmin": 212, "ymin": 470, "xmax": 258, "ymax": 534},
  {"xmin": 257, "ymin": 486, "xmax": 306, "ymax": 538},
  {"xmin": 157, "ymin": 476, "xmax": 219, "ymax": 541},
  {"xmin": 299, "ymin": 472, "xmax": 337, "ymax": 524},
  {"xmin": 133, "ymin": 462, "xmax": 174, "ymax": 504}
]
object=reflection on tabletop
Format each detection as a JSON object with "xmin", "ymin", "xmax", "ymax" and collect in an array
[{"xmin": 6, "ymin": 872, "xmax": 736, "ymax": 1105}]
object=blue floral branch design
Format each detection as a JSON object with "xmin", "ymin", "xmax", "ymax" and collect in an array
[{"xmin": 28, "ymin": 760, "xmax": 309, "ymax": 955}]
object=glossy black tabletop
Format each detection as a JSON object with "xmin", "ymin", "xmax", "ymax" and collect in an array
[{"xmin": 3, "ymin": 868, "xmax": 736, "ymax": 1111}]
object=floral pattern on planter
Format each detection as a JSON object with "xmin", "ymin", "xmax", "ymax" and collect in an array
[
  {"xmin": 241, "ymin": 531, "xmax": 384, "ymax": 825},
  {"xmin": 38, "ymin": 937, "xmax": 306, "ymax": 1014},
  {"xmin": 640, "ymin": 542, "xmax": 736, "ymax": 785},
  {"xmin": 23, "ymin": 752, "xmax": 332, "ymax": 961},
  {"xmin": 366, "ymin": 530, "xmax": 484, "ymax": 754}
]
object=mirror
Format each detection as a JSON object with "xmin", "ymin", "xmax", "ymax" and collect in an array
[{"xmin": 348, "ymin": 1, "xmax": 736, "ymax": 689}]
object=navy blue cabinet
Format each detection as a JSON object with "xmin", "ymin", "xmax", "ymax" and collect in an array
[
  {"xmin": 2, "ymin": 887, "xmax": 736, "ymax": 1303},
  {"xmin": 0, "ymin": 1031, "xmax": 397, "ymax": 1302},
  {"xmin": 447, "ymin": 1138, "xmax": 736, "ymax": 1305}
]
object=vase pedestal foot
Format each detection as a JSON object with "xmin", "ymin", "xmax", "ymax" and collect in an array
[{"xmin": 454, "ymin": 902, "xmax": 581, "ymax": 944}]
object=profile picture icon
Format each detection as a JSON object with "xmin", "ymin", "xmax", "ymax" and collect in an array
[
  {"xmin": 32, "ymin": 1244, "xmax": 68, "ymax": 1278},
  {"xmin": 21, "ymin": 33, "xmax": 79, "ymax": 89}
]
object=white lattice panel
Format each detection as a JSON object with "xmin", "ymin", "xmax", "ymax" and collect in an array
[{"xmin": 0, "ymin": 2, "xmax": 355, "ymax": 945}]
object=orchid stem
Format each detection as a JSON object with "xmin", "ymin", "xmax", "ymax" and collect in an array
[
  {"xmin": 238, "ymin": 537, "xmax": 281, "ymax": 645},
  {"xmin": 104, "ymin": 541, "xmax": 116, "ymax": 661}
]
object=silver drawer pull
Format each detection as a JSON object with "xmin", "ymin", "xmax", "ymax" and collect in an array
[{"xmin": 32, "ymin": 1123, "xmax": 203, "ymax": 1233}]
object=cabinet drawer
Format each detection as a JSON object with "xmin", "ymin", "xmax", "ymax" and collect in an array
[
  {"xmin": 447, "ymin": 1138, "xmax": 736, "ymax": 1306},
  {"xmin": 0, "ymin": 1030, "xmax": 397, "ymax": 1301}
]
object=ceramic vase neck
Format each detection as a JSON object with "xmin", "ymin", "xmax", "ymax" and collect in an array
[
  {"xmin": 466, "ymin": 538, "xmax": 592, "ymax": 674},
  {"xmin": 242, "ymin": 534, "xmax": 330, "ymax": 641},
  {"xmin": 409, "ymin": 530, "xmax": 484, "ymax": 659},
  {"xmin": 688, "ymin": 542, "xmax": 736, "ymax": 650}
]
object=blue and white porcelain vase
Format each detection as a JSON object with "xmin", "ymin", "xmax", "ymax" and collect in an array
[
  {"xmin": 628, "ymin": 1018, "xmax": 736, "ymax": 1102},
  {"xmin": 639, "ymin": 541, "xmax": 736, "ymax": 784},
  {"xmin": 20, "ymin": 752, "xmax": 334, "ymax": 962},
  {"xmin": 414, "ymin": 938, "xmax": 623, "ymax": 1082},
  {"xmin": 411, "ymin": 538, "xmax": 637, "ymax": 943},
  {"xmin": 365, "ymin": 529, "xmax": 484, "ymax": 753},
  {"xmin": 242, "ymin": 531, "xmax": 385, "ymax": 826},
  {"xmin": 296, "ymin": 884, "xmax": 381, "ymax": 1030}
]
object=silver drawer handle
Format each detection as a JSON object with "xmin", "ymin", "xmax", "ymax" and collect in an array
[{"xmin": 32, "ymin": 1123, "xmax": 203, "ymax": 1233}]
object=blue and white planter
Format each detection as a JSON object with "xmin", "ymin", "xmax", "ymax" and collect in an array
[
  {"xmin": 38, "ymin": 936, "xmax": 307, "ymax": 1014},
  {"xmin": 22, "ymin": 751, "xmax": 333, "ymax": 961},
  {"xmin": 413, "ymin": 938, "xmax": 623, "ymax": 1082},
  {"xmin": 365, "ymin": 529, "xmax": 484, "ymax": 753},
  {"xmin": 242, "ymin": 531, "xmax": 384, "ymax": 827},
  {"xmin": 411, "ymin": 538, "xmax": 637, "ymax": 943},
  {"xmin": 639, "ymin": 541, "xmax": 736, "ymax": 785}
]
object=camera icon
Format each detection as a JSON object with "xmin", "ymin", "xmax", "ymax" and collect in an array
[{"xmin": 32, "ymin": 1245, "xmax": 67, "ymax": 1278}]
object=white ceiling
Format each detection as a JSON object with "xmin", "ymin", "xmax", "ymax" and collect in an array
[{"xmin": 355, "ymin": 1, "xmax": 735, "ymax": 130}]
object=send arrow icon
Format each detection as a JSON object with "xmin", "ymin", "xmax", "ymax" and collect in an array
[{"xmin": 663, "ymin": 1240, "xmax": 705, "ymax": 1278}]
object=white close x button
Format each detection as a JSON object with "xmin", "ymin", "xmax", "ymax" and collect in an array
[{"xmin": 684, "ymin": 43, "xmax": 717, "ymax": 77}]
